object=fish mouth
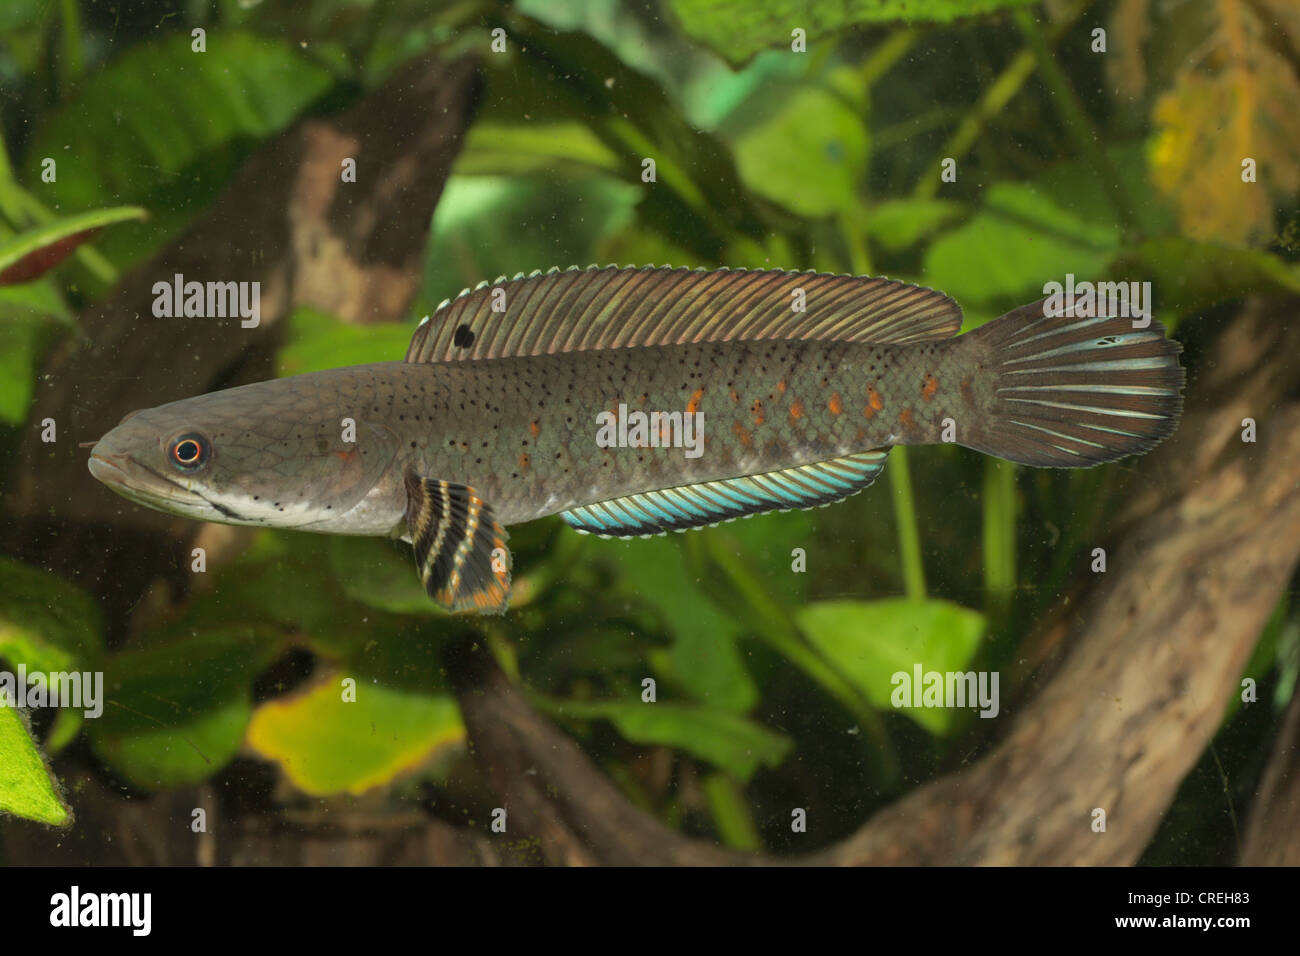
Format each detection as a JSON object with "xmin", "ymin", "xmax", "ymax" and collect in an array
[
  {"xmin": 87, "ymin": 451, "xmax": 127, "ymax": 485},
  {"xmin": 88, "ymin": 448, "xmax": 206, "ymax": 510},
  {"xmin": 88, "ymin": 447, "xmax": 248, "ymax": 521}
]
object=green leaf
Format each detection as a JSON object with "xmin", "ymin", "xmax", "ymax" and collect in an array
[
  {"xmin": 924, "ymin": 182, "xmax": 1120, "ymax": 314},
  {"xmin": 0, "ymin": 705, "xmax": 71, "ymax": 826},
  {"xmin": 328, "ymin": 536, "xmax": 438, "ymax": 617},
  {"xmin": 453, "ymin": 120, "xmax": 622, "ymax": 179},
  {"xmin": 865, "ymin": 198, "xmax": 966, "ymax": 252},
  {"xmin": 726, "ymin": 85, "xmax": 869, "ymax": 218},
  {"xmin": 0, "ymin": 557, "xmax": 104, "ymax": 675},
  {"xmin": 0, "ymin": 205, "xmax": 145, "ymax": 284},
  {"xmin": 22, "ymin": 32, "xmax": 334, "ymax": 274},
  {"xmin": 0, "ymin": 276, "xmax": 73, "ymax": 322},
  {"xmin": 93, "ymin": 697, "xmax": 254, "ymax": 793},
  {"xmin": 538, "ymin": 695, "xmax": 792, "ymax": 782},
  {"xmin": 88, "ymin": 626, "xmax": 284, "ymax": 789},
  {"xmin": 0, "ymin": 312, "xmax": 54, "ymax": 426},
  {"xmin": 275, "ymin": 307, "xmax": 414, "ymax": 378},
  {"xmin": 246, "ymin": 678, "xmax": 464, "ymax": 796},
  {"xmin": 585, "ymin": 536, "xmax": 759, "ymax": 713},
  {"xmin": 795, "ymin": 598, "xmax": 987, "ymax": 734},
  {"xmin": 667, "ymin": 0, "xmax": 1038, "ymax": 65}
]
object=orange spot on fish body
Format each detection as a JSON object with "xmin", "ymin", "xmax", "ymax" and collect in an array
[
  {"xmin": 960, "ymin": 377, "xmax": 975, "ymax": 406},
  {"xmin": 922, "ymin": 373, "xmax": 939, "ymax": 402},
  {"xmin": 789, "ymin": 399, "xmax": 805, "ymax": 423},
  {"xmin": 732, "ymin": 421, "xmax": 754, "ymax": 448},
  {"xmin": 776, "ymin": 379, "xmax": 787, "ymax": 394},
  {"xmin": 729, "ymin": 387, "xmax": 741, "ymax": 404},
  {"xmin": 867, "ymin": 385, "xmax": 884, "ymax": 411},
  {"xmin": 751, "ymin": 399, "xmax": 765, "ymax": 425},
  {"xmin": 828, "ymin": 392, "xmax": 843, "ymax": 415},
  {"xmin": 334, "ymin": 448, "xmax": 358, "ymax": 462},
  {"xmin": 687, "ymin": 387, "xmax": 705, "ymax": 415},
  {"xmin": 518, "ymin": 453, "xmax": 530, "ymax": 470},
  {"xmin": 529, "ymin": 420, "xmax": 541, "ymax": 438},
  {"xmin": 898, "ymin": 408, "xmax": 915, "ymax": 428}
]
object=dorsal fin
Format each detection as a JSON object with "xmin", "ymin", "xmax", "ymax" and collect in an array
[{"xmin": 406, "ymin": 265, "xmax": 961, "ymax": 363}]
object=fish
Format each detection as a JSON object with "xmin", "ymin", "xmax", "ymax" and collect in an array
[{"xmin": 87, "ymin": 266, "xmax": 1184, "ymax": 614}]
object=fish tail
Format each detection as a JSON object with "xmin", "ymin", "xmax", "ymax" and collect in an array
[{"xmin": 960, "ymin": 298, "xmax": 1184, "ymax": 467}]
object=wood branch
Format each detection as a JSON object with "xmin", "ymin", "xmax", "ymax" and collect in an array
[
  {"xmin": 1241, "ymin": 680, "xmax": 1300, "ymax": 865},
  {"xmin": 1, "ymin": 770, "xmax": 503, "ymax": 866},
  {"xmin": 444, "ymin": 638, "xmax": 747, "ymax": 865}
]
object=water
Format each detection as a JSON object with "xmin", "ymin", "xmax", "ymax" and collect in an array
[{"xmin": 1, "ymin": 0, "xmax": 1297, "ymax": 870}]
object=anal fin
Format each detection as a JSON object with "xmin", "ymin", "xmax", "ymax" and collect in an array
[
  {"xmin": 560, "ymin": 450, "xmax": 890, "ymax": 537},
  {"xmin": 404, "ymin": 473, "xmax": 511, "ymax": 614}
]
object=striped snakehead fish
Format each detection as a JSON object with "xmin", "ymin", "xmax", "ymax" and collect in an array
[{"xmin": 87, "ymin": 266, "xmax": 1184, "ymax": 614}]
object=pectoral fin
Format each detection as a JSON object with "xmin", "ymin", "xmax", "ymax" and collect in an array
[{"xmin": 403, "ymin": 472, "xmax": 511, "ymax": 615}]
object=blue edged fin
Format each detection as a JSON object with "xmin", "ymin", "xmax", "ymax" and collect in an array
[{"xmin": 559, "ymin": 450, "xmax": 890, "ymax": 538}]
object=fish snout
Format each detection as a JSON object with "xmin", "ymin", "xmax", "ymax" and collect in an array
[{"xmin": 87, "ymin": 449, "xmax": 130, "ymax": 486}]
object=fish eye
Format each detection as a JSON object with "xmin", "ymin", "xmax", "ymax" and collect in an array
[{"xmin": 168, "ymin": 432, "xmax": 211, "ymax": 471}]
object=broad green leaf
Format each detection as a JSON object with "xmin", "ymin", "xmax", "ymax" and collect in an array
[
  {"xmin": 0, "ymin": 705, "xmax": 70, "ymax": 826},
  {"xmin": 329, "ymin": 536, "xmax": 438, "ymax": 617},
  {"xmin": 246, "ymin": 678, "xmax": 464, "ymax": 796},
  {"xmin": 1112, "ymin": 237, "xmax": 1300, "ymax": 321},
  {"xmin": 93, "ymin": 696, "xmax": 253, "ymax": 792},
  {"xmin": 727, "ymin": 85, "xmax": 869, "ymax": 218},
  {"xmin": 667, "ymin": 0, "xmax": 1038, "ymax": 65},
  {"xmin": 0, "ymin": 277, "xmax": 73, "ymax": 322},
  {"xmin": 0, "ymin": 557, "xmax": 104, "ymax": 675},
  {"xmin": 865, "ymin": 198, "xmax": 966, "ymax": 252},
  {"xmin": 276, "ymin": 307, "xmax": 414, "ymax": 377},
  {"xmin": 88, "ymin": 626, "xmax": 284, "ymax": 789},
  {"xmin": 22, "ymin": 32, "xmax": 334, "ymax": 274},
  {"xmin": 0, "ymin": 312, "xmax": 55, "ymax": 425},
  {"xmin": 163, "ymin": 532, "xmax": 453, "ymax": 693},
  {"xmin": 480, "ymin": 18, "xmax": 769, "ymax": 260},
  {"xmin": 924, "ymin": 182, "xmax": 1119, "ymax": 313},
  {"xmin": 795, "ymin": 598, "xmax": 986, "ymax": 734},
  {"xmin": 539, "ymin": 696, "xmax": 792, "ymax": 781},
  {"xmin": 454, "ymin": 121, "xmax": 622, "ymax": 179},
  {"xmin": 585, "ymin": 536, "xmax": 759, "ymax": 713},
  {"xmin": 0, "ymin": 205, "xmax": 145, "ymax": 284}
]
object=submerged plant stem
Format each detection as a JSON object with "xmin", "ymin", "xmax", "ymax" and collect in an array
[
  {"xmin": 982, "ymin": 457, "xmax": 1018, "ymax": 619},
  {"xmin": 889, "ymin": 446, "xmax": 926, "ymax": 601}
]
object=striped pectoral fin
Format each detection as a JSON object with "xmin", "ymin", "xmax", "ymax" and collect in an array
[
  {"xmin": 403, "ymin": 472, "xmax": 511, "ymax": 615},
  {"xmin": 559, "ymin": 450, "xmax": 891, "ymax": 537}
]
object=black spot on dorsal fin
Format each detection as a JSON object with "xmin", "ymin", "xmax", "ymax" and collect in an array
[{"xmin": 453, "ymin": 324, "xmax": 475, "ymax": 348}]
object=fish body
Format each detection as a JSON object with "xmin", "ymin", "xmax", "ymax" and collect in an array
[{"xmin": 89, "ymin": 266, "xmax": 1184, "ymax": 613}]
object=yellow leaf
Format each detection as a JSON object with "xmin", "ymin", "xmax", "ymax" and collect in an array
[
  {"xmin": 1148, "ymin": 0, "xmax": 1300, "ymax": 244},
  {"xmin": 246, "ymin": 677, "xmax": 464, "ymax": 796}
]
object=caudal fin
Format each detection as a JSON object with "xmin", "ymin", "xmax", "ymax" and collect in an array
[{"xmin": 962, "ymin": 298, "xmax": 1184, "ymax": 467}]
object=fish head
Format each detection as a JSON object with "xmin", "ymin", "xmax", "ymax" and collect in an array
[{"xmin": 87, "ymin": 379, "xmax": 402, "ymax": 529}]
